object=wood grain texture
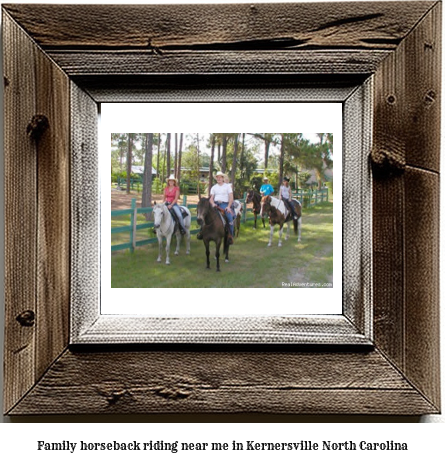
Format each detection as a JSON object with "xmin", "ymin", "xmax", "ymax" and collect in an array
[
  {"xmin": 2, "ymin": 2, "xmax": 435, "ymax": 50},
  {"xmin": 404, "ymin": 2, "xmax": 441, "ymax": 172},
  {"xmin": 47, "ymin": 50, "xmax": 391, "ymax": 76},
  {"xmin": 77, "ymin": 75, "xmax": 365, "ymax": 103},
  {"xmin": 35, "ymin": 36, "xmax": 71, "ymax": 381},
  {"xmin": 3, "ymin": 10, "xmax": 71, "ymax": 413},
  {"xmin": 404, "ymin": 168, "xmax": 440, "ymax": 408},
  {"xmin": 342, "ymin": 80, "xmax": 372, "ymax": 337},
  {"xmin": 8, "ymin": 349, "xmax": 437, "ymax": 415},
  {"xmin": 372, "ymin": 3, "xmax": 441, "ymax": 411},
  {"xmin": 74, "ymin": 316, "xmax": 370, "ymax": 345},
  {"xmin": 70, "ymin": 83, "xmax": 99, "ymax": 340},
  {"xmin": 3, "ymin": 12, "xmax": 37, "ymax": 414}
]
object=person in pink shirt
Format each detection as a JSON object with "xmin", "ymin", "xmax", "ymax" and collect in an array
[{"xmin": 163, "ymin": 174, "xmax": 186, "ymax": 235}]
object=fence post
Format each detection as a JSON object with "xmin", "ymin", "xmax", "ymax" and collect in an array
[
  {"xmin": 182, "ymin": 195, "xmax": 187, "ymax": 206},
  {"xmin": 130, "ymin": 198, "xmax": 136, "ymax": 253}
]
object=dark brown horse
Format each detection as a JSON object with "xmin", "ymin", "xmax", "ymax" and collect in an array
[
  {"xmin": 246, "ymin": 190, "xmax": 266, "ymax": 229},
  {"xmin": 260, "ymin": 195, "xmax": 302, "ymax": 246},
  {"xmin": 196, "ymin": 197, "xmax": 230, "ymax": 271}
]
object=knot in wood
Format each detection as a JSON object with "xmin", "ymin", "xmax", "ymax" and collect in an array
[
  {"xmin": 370, "ymin": 148, "xmax": 405, "ymax": 177},
  {"xmin": 154, "ymin": 386, "xmax": 191, "ymax": 400},
  {"xmin": 16, "ymin": 310, "xmax": 35, "ymax": 327},
  {"xmin": 27, "ymin": 115, "xmax": 49, "ymax": 141}
]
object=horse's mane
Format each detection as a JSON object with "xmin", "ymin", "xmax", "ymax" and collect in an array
[{"xmin": 154, "ymin": 202, "xmax": 169, "ymax": 212}]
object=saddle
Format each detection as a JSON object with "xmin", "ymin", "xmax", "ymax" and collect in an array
[
  {"xmin": 178, "ymin": 206, "xmax": 189, "ymax": 219},
  {"xmin": 283, "ymin": 199, "xmax": 300, "ymax": 220},
  {"xmin": 215, "ymin": 206, "xmax": 228, "ymax": 227},
  {"xmin": 166, "ymin": 203, "xmax": 189, "ymax": 219}
]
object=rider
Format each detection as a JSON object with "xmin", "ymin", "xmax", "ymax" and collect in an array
[
  {"xmin": 210, "ymin": 171, "xmax": 235, "ymax": 245},
  {"xmin": 280, "ymin": 176, "xmax": 299, "ymax": 220},
  {"xmin": 260, "ymin": 176, "xmax": 274, "ymax": 197},
  {"xmin": 163, "ymin": 174, "xmax": 186, "ymax": 235}
]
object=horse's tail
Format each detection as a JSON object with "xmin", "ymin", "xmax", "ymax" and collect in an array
[
  {"xmin": 293, "ymin": 217, "xmax": 299, "ymax": 235},
  {"xmin": 292, "ymin": 200, "xmax": 302, "ymax": 235}
]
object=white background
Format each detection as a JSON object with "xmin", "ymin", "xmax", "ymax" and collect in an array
[
  {"xmin": 0, "ymin": 0, "xmax": 444, "ymax": 459},
  {"xmin": 102, "ymin": 102, "xmax": 342, "ymax": 315}
]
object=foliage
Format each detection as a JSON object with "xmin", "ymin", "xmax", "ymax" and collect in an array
[
  {"xmin": 111, "ymin": 132, "xmax": 334, "ymax": 195},
  {"xmin": 152, "ymin": 177, "xmax": 164, "ymax": 195}
]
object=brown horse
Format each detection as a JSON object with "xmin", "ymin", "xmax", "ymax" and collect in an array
[
  {"xmin": 196, "ymin": 197, "xmax": 230, "ymax": 271},
  {"xmin": 260, "ymin": 195, "xmax": 302, "ymax": 246},
  {"xmin": 246, "ymin": 190, "xmax": 266, "ymax": 229}
]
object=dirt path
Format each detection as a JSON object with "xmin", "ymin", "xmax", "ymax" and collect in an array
[{"xmin": 286, "ymin": 244, "xmax": 333, "ymax": 287}]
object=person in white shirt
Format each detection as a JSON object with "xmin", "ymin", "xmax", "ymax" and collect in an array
[
  {"xmin": 210, "ymin": 171, "xmax": 235, "ymax": 244},
  {"xmin": 280, "ymin": 176, "xmax": 299, "ymax": 220}
]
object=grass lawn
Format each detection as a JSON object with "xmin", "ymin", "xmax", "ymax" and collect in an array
[{"xmin": 111, "ymin": 202, "xmax": 333, "ymax": 288}]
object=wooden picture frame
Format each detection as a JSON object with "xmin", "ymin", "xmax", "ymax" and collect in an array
[{"xmin": 2, "ymin": 2, "xmax": 441, "ymax": 415}]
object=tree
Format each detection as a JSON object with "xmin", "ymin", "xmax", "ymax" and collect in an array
[
  {"xmin": 141, "ymin": 133, "xmax": 154, "ymax": 219},
  {"xmin": 111, "ymin": 133, "xmax": 127, "ymax": 173},
  {"xmin": 286, "ymin": 134, "xmax": 333, "ymax": 190},
  {"xmin": 174, "ymin": 133, "xmax": 178, "ymax": 179},
  {"xmin": 126, "ymin": 133, "xmax": 133, "ymax": 193},
  {"xmin": 166, "ymin": 133, "xmax": 171, "ymax": 180},
  {"xmin": 156, "ymin": 133, "xmax": 162, "ymax": 175},
  {"xmin": 208, "ymin": 134, "xmax": 216, "ymax": 195},
  {"xmin": 177, "ymin": 133, "xmax": 183, "ymax": 185},
  {"xmin": 248, "ymin": 133, "xmax": 277, "ymax": 169},
  {"xmin": 230, "ymin": 133, "xmax": 239, "ymax": 187},
  {"xmin": 221, "ymin": 135, "xmax": 228, "ymax": 173},
  {"xmin": 279, "ymin": 133, "xmax": 285, "ymax": 186},
  {"xmin": 263, "ymin": 133, "xmax": 275, "ymax": 169},
  {"xmin": 195, "ymin": 133, "xmax": 201, "ymax": 197}
]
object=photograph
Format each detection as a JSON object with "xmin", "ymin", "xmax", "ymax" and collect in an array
[{"xmin": 110, "ymin": 132, "xmax": 334, "ymax": 289}]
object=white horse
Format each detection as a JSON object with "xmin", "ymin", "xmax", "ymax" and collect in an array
[
  {"xmin": 260, "ymin": 195, "xmax": 302, "ymax": 247},
  {"xmin": 152, "ymin": 203, "xmax": 191, "ymax": 264},
  {"xmin": 232, "ymin": 200, "xmax": 243, "ymax": 237}
]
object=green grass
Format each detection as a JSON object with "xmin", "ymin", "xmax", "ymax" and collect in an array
[{"xmin": 111, "ymin": 203, "xmax": 333, "ymax": 288}]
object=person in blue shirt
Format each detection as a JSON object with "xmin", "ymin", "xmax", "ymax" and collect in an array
[{"xmin": 260, "ymin": 177, "xmax": 274, "ymax": 197}]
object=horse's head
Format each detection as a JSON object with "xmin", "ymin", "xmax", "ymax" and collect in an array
[
  {"xmin": 246, "ymin": 190, "xmax": 254, "ymax": 204},
  {"xmin": 260, "ymin": 195, "xmax": 271, "ymax": 218},
  {"xmin": 152, "ymin": 203, "xmax": 166, "ymax": 229},
  {"xmin": 197, "ymin": 197, "xmax": 212, "ymax": 226}
]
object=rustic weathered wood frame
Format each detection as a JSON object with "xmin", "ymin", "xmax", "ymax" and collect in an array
[
  {"xmin": 73, "ymin": 83, "xmax": 371, "ymax": 346},
  {"xmin": 3, "ymin": 2, "xmax": 441, "ymax": 415}
]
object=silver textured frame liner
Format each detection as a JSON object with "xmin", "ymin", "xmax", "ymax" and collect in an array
[{"xmin": 70, "ymin": 82, "xmax": 373, "ymax": 345}]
